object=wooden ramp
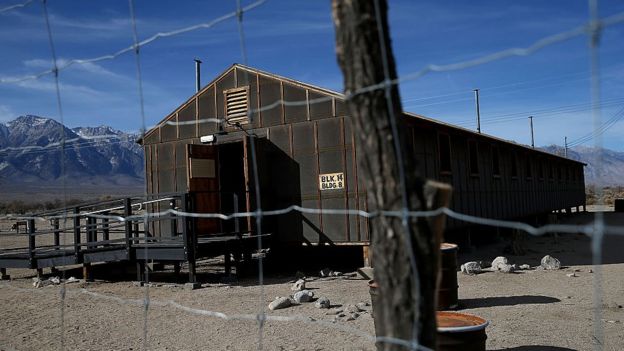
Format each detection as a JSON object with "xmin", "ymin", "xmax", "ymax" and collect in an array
[{"xmin": 0, "ymin": 192, "xmax": 268, "ymax": 282}]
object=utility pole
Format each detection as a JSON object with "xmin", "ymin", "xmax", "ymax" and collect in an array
[
  {"xmin": 564, "ymin": 136, "xmax": 568, "ymax": 157},
  {"xmin": 194, "ymin": 58, "xmax": 202, "ymax": 93},
  {"xmin": 529, "ymin": 116, "xmax": 535, "ymax": 148},
  {"xmin": 474, "ymin": 88, "xmax": 481, "ymax": 133}
]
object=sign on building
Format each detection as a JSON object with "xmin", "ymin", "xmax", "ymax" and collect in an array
[{"xmin": 319, "ymin": 172, "xmax": 345, "ymax": 190}]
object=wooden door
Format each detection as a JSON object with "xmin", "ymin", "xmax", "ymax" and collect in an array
[{"xmin": 187, "ymin": 144, "xmax": 221, "ymax": 235}]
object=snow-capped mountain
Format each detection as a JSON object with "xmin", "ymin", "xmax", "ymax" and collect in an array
[{"xmin": 0, "ymin": 115, "xmax": 144, "ymax": 186}]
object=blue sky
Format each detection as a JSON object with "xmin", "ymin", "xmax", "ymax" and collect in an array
[{"xmin": 1, "ymin": 0, "xmax": 623, "ymax": 151}]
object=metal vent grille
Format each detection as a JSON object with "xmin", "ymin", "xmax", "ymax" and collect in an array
[{"xmin": 225, "ymin": 87, "xmax": 249, "ymax": 125}]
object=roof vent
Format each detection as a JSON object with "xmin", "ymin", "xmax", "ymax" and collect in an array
[{"xmin": 224, "ymin": 87, "xmax": 249, "ymax": 125}]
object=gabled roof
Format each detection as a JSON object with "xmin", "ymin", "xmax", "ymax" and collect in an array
[{"xmin": 142, "ymin": 63, "xmax": 584, "ymax": 165}]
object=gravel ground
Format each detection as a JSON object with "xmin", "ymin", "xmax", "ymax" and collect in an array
[{"xmin": 0, "ymin": 209, "xmax": 622, "ymax": 351}]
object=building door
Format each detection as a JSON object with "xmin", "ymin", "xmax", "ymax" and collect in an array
[{"xmin": 186, "ymin": 144, "xmax": 221, "ymax": 235}]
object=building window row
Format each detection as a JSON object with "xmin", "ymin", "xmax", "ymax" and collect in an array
[{"xmin": 437, "ymin": 133, "xmax": 582, "ymax": 183}]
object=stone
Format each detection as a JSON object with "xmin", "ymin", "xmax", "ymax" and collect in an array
[
  {"xmin": 460, "ymin": 261, "xmax": 482, "ymax": 275},
  {"xmin": 566, "ymin": 272, "xmax": 577, "ymax": 278},
  {"xmin": 315, "ymin": 297, "xmax": 331, "ymax": 309},
  {"xmin": 491, "ymin": 256, "xmax": 509, "ymax": 271},
  {"xmin": 346, "ymin": 313, "xmax": 359, "ymax": 321},
  {"xmin": 519, "ymin": 264, "xmax": 531, "ymax": 270},
  {"xmin": 269, "ymin": 297, "xmax": 292, "ymax": 310},
  {"xmin": 49, "ymin": 276, "xmax": 60, "ymax": 285},
  {"xmin": 291, "ymin": 279, "xmax": 306, "ymax": 291},
  {"xmin": 332, "ymin": 271, "xmax": 343, "ymax": 277},
  {"xmin": 293, "ymin": 290, "xmax": 314, "ymax": 303},
  {"xmin": 541, "ymin": 255, "xmax": 561, "ymax": 270},
  {"xmin": 356, "ymin": 302, "xmax": 370, "ymax": 311},
  {"xmin": 344, "ymin": 304, "xmax": 363, "ymax": 313},
  {"xmin": 497, "ymin": 264, "xmax": 516, "ymax": 273},
  {"xmin": 320, "ymin": 268, "xmax": 333, "ymax": 277}
]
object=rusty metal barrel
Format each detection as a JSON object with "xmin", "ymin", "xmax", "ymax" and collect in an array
[
  {"xmin": 437, "ymin": 311, "xmax": 488, "ymax": 351},
  {"xmin": 438, "ymin": 243, "xmax": 459, "ymax": 310},
  {"xmin": 368, "ymin": 280, "xmax": 383, "ymax": 345}
]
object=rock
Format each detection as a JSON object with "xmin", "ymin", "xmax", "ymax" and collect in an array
[
  {"xmin": 491, "ymin": 256, "xmax": 509, "ymax": 270},
  {"xmin": 589, "ymin": 269, "xmax": 594, "ymax": 273},
  {"xmin": 293, "ymin": 290, "xmax": 314, "ymax": 303},
  {"xmin": 66, "ymin": 277, "xmax": 80, "ymax": 283},
  {"xmin": 497, "ymin": 264, "xmax": 516, "ymax": 273},
  {"xmin": 541, "ymin": 255, "xmax": 561, "ymax": 270},
  {"xmin": 519, "ymin": 264, "xmax": 531, "ymax": 270},
  {"xmin": 460, "ymin": 261, "xmax": 482, "ymax": 275},
  {"xmin": 346, "ymin": 313, "xmax": 359, "ymax": 321},
  {"xmin": 49, "ymin": 276, "xmax": 60, "ymax": 284},
  {"xmin": 291, "ymin": 279, "xmax": 306, "ymax": 291},
  {"xmin": 566, "ymin": 272, "xmax": 577, "ymax": 278},
  {"xmin": 269, "ymin": 297, "xmax": 293, "ymax": 310},
  {"xmin": 344, "ymin": 304, "xmax": 363, "ymax": 313},
  {"xmin": 320, "ymin": 268, "xmax": 333, "ymax": 277},
  {"xmin": 356, "ymin": 302, "xmax": 370, "ymax": 311},
  {"xmin": 315, "ymin": 297, "xmax": 330, "ymax": 309},
  {"xmin": 332, "ymin": 271, "xmax": 343, "ymax": 277}
]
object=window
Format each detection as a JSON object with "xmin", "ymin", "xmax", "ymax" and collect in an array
[
  {"xmin": 224, "ymin": 87, "xmax": 249, "ymax": 125},
  {"xmin": 492, "ymin": 146, "xmax": 501, "ymax": 177},
  {"xmin": 468, "ymin": 141, "xmax": 479, "ymax": 175},
  {"xmin": 525, "ymin": 156, "xmax": 532, "ymax": 180},
  {"xmin": 438, "ymin": 133, "xmax": 452, "ymax": 173},
  {"xmin": 511, "ymin": 153, "xmax": 518, "ymax": 178}
]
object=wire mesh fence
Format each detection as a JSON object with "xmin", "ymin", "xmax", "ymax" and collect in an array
[{"xmin": 0, "ymin": 0, "xmax": 623, "ymax": 350}]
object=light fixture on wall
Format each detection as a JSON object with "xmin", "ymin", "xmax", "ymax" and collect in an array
[{"xmin": 200, "ymin": 134, "xmax": 215, "ymax": 144}]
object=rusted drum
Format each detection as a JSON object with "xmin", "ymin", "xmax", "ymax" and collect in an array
[
  {"xmin": 437, "ymin": 311, "xmax": 488, "ymax": 351},
  {"xmin": 368, "ymin": 280, "xmax": 383, "ymax": 344},
  {"xmin": 438, "ymin": 243, "xmax": 459, "ymax": 310}
]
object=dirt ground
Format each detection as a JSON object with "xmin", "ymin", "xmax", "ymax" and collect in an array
[{"xmin": 0, "ymin": 209, "xmax": 622, "ymax": 351}]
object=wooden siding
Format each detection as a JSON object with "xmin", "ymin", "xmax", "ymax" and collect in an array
[{"xmin": 142, "ymin": 64, "xmax": 586, "ymax": 244}]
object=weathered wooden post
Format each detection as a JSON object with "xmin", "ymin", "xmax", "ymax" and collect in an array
[
  {"xmin": 332, "ymin": 1, "xmax": 445, "ymax": 349},
  {"xmin": 27, "ymin": 219, "xmax": 36, "ymax": 273}
]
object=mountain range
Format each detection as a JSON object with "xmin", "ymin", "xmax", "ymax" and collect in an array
[
  {"xmin": 0, "ymin": 115, "xmax": 144, "ymax": 188},
  {"xmin": 0, "ymin": 115, "xmax": 622, "ymax": 196}
]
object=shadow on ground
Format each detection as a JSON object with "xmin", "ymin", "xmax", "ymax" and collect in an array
[
  {"xmin": 490, "ymin": 346, "xmax": 578, "ymax": 351},
  {"xmin": 459, "ymin": 295, "xmax": 560, "ymax": 309},
  {"xmin": 22, "ymin": 245, "xmax": 367, "ymax": 287}
]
